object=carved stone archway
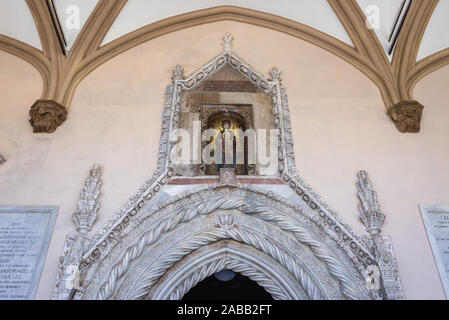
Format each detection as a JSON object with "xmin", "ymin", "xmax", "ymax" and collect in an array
[
  {"xmin": 79, "ymin": 186, "xmax": 374, "ymax": 300},
  {"xmin": 53, "ymin": 34, "xmax": 405, "ymax": 300}
]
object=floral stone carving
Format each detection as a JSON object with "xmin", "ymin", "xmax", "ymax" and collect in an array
[
  {"xmin": 356, "ymin": 170, "xmax": 385, "ymax": 236},
  {"xmin": 29, "ymin": 100, "xmax": 68, "ymax": 133},
  {"xmin": 73, "ymin": 164, "xmax": 102, "ymax": 234},
  {"xmin": 388, "ymin": 100, "xmax": 424, "ymax": 133}
]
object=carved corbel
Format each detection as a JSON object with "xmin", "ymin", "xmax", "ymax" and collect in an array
[
  {"xmin": 53, "ymin": 164, "xmax": 103, "ymax": 300},
  {"xmin": 387, "ymin": 101, "xmax": 424, "ymax": 133},
  {"xmin": 29, "ymin": 100, "xmax": 68, "ymax": 133}
]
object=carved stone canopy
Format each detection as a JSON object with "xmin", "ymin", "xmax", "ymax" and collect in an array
[
  {"xmin": 388, "ymin": 100, "xmax": 424, "ymax": 133},
  {"xmin": 29, "ymin": 100, "xmax": 68, "ymax": 133}
]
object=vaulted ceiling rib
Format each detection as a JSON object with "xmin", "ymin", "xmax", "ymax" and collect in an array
[{"xmin": 101, "ymin": 0, "xmax": 354, "ymax": 47}]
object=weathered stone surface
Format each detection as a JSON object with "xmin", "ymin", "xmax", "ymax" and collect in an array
[
  {"xmin": 0, "ymin": 154, "xmax": 6, "ymax": 165},
  {"xmin": 29, "ymin": 100, "xmax": 68, "ymax": 133},
  {"xmin": 388, "ymin": 100, "xmax": 424, "ymax": 133}
]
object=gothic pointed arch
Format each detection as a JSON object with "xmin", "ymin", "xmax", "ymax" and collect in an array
[{"xmin": 52, "ymin": 34, "xmax": 404, "ymax": 300}]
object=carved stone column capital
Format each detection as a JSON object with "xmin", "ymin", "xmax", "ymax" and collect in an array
[
  {"xmin": 387, "ymin": 100, "xmax": 424, "ymax": 133},
  {"xmin": 29, "ymin": 100, "xmax": 68, "ymax": 133}
]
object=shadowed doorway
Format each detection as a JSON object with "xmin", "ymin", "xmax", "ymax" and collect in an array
[{"xmin": 182, "ymin": 270, "xmax": 274, "ymax": 300}]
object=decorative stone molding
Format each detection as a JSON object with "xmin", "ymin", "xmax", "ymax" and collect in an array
[
  {"xmin": 52, "ymin": 234, "xmax": 84, "ymax": 300},
  {"xmin": 29, "ymin": 100, "xmax": 68, "ymax": 133},
  {"xmin": 222, "ymin": 32, "xmax": 233, "ymax": 51},
  {"xmin": 0, "ymin": 154, "xmax": 6, "ymax": 165},
  {"xmin": 355, "ymin": 171, "xmax": 405, "ymax": 300},
  {"xmin": 52, "ymin": 164, "xmax": 102, "ymax": 300},
  {"xmin": 356, "ymin": 171, "xmax": 385, "ymax": 236},
  {"xmin": 219, "ymin": 168, "xmax": 236, "ymax": 184},
  {"xmin": 172, "ymin": 65, "xmax": 184, "ymax": 81},
  {"xmin": 83, "ymin": 189, "xmax": 370, "ymax": 300},
  {"xmin": 73, "ymin": 164, "xmax": 103, "ymax": 234},
  {"xmin": 387, "ymin": 100, "xmax": 424, "ymax": 133},
  {"xmin": 54, "ymin": 34, "xmax": 404, "ymax": 300},
  {"xmin": 372, "ymin": 235, "xmax": 405, "ymax": 300}
]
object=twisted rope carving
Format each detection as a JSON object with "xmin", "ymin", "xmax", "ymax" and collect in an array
[
  {"xmin": 166, "ymin": 258, "xmax": 291, "ymax": 300},
  {"xmin": 238, "ymin": 204, "xmax": 361, "ymax": 300},
  {"xmin": 126, "ymin": 231, "xmax": 228, "ymax": 300},
  {"xmin": 95, "ymin": 196, "xmax": 362, "ymax": 300},
  {"xmin": 127, "ymin": 228, "xmax": 322, "ymax": 300}
]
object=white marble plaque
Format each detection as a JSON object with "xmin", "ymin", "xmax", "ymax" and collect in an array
[
  {"xmin": 420, "ymin": 205, "xmax": 449, "ymax": 299},
  {"xmin": 0, "ymin": 206, "xmax": 58, "ymax": 300}
]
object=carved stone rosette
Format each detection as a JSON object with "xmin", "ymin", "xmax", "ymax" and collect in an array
[
  {"xmin": 219, "ymin": 168, "xmax": 236, "ymax": 184},
  {"xmin": 29, "ymin": 100, "xmax": 68, "ymax": 133},
  {"xmin": 387, "ymin": 100, "xmax": 424, "ymax": 133}
]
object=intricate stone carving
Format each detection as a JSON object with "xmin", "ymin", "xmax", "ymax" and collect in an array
[
  {"xmin": 52, "ymin": 165, "xmax": 103, "ymax": 300},
  {"xmin": 29, "ymin": 100, "xmax": 68, "ymax": 133},
  {"xmin": 54, "ymin": 34, "xmax": 405, "ymax": 301},
  {"xmin": 73, "ymin": 164, "xmax": 102, "ymax": 234},
  {"xmin": 356, "ymin": 171, "xmax": 385, "ymax": 236},
  {"xmin": 355, "ymin": 171, "xmax": 405, "ymax": 300},
  {"xmin": 373, "ymin": 235, "xmax": 405, "ymax": 300},
  {"xmin": 52, "ymin": 234, "xmax": 84, "ymax": 300},
  {"xmin": 0, "ymin": 154, "xmax": 6, "ymax": 165},
  {"xmin": 219, "ymin": 168, "xmax": 236, "ymax": 184},
  {"xmin": 172, "ymin": 65, "xmax": 184, "ymax": 81},
  {"xmin": 388, "ymin": 100, "xmax": 424, "ymax": 133},
  {"xmin": 269, "ymin": 67, "xmax": 281, "ymax": 82},
  {"xmin": 222, "ymin": 32, "xmax": 233, "ymax": 51}
]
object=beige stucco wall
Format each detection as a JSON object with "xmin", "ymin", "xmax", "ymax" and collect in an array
[{"xmin": 0, "ymin": 20, "xmax": 448, "ymax": 300}]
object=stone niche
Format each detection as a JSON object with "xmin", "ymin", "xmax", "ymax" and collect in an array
[{"xmin": 175, "ymin": 65, "xmax": 276, "ymax": 177}]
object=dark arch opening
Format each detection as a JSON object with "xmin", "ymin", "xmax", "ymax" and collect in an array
[{"xmin": 182, "ymin": 271, "xmax": 274, "ymax": 301}]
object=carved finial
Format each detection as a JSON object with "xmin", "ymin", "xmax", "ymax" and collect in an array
[
  {"xmin": 73, "ymin": 164, "xmax": 102, "ymax": 234},
  {"xmin": 222, "ymin": 33, "xmax": 234, "ymax": 51},
  {"xmin": 172, "ymin": 65, "xmax": 184, "ymax": 81},
  {"xmin": 356, "ymin": 170, "xmax": 385, "ymax": 236},
  {"xmin": 0, "ymin": 154, "xmax": 6, "ymax": 165},
  {"xmin": 269, "ymin": 67, "xmax": 282, "ymax": 82}
]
